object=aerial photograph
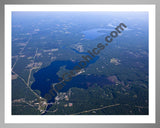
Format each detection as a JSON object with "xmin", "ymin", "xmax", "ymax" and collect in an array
[{"xmin": 12, "ymin": 11, "xmax": 149, "ymax": 115}]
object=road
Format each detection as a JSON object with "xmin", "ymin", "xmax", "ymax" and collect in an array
[
  {"xmin": 71, "ymin": 103, "xmax": 120, "ymax": 115},
  {"xmin": 12, "ymin": 36, "xmax": 32, "ymax": 71}
]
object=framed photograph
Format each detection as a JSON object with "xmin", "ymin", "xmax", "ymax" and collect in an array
[{"xmin": 4, "ymin": 4, "xmax": 156, "ymax": 125}]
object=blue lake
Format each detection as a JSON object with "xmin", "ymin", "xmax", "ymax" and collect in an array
[
  {"xmin": 81, "ymin": 28, "xmax": 114, "ymax": 40},
  {"xmin": 31, "ymin": 50, "xmax": 100, "ymax": 103}
]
